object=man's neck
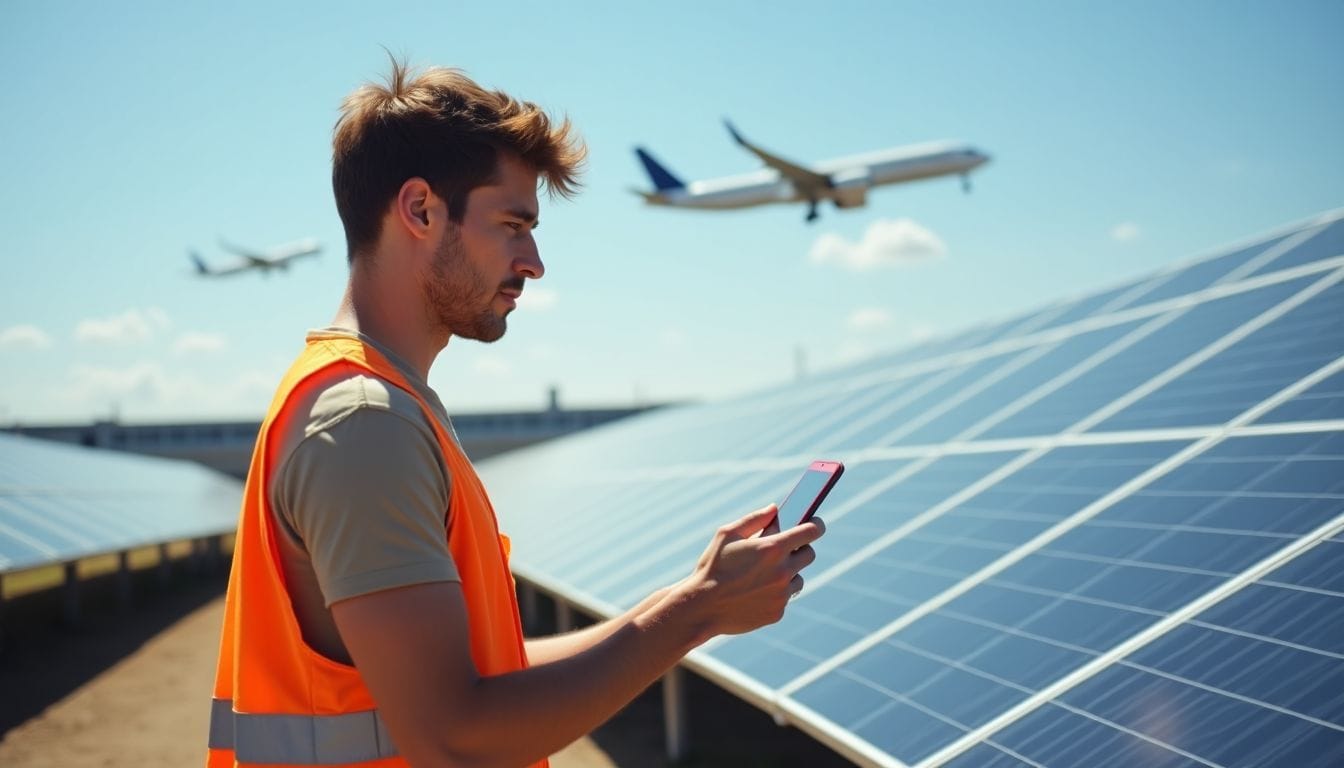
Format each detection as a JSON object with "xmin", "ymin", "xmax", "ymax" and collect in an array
[{"xmin": 332, "ymin": 268, "xmax": 449, "ymax": 381}]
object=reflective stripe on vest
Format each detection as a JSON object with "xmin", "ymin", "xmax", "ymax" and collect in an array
[{"xmin": 209, "ymin": 698, "xmax": 398, "ymax": 764}]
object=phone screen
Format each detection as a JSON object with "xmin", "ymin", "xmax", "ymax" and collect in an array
[{"xmin": 776, "ymin": 463, "xmax": 842, "ymax": 530}]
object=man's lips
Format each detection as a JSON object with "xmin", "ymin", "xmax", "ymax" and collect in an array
[{"xmin": 498, "ymin": 287, "xmax": 521, "ymax": 308}]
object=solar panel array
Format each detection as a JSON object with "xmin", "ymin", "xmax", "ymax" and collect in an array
[
  {"xmin": 0, "ymin": 433, "xmax": 242, "ymax": 575},
  {"xmin": 480, "ymin": 208, "xmax": 1344, "ymax": 767}
]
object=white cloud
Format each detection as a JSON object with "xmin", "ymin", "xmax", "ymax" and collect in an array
[
  {"xmin": 75, "ymin": 308, "xmax": 171, "ymax": 344},
  {"xmin": 1110, "ymin": 222, "xmax": 1141, "ymax": 242},
  {"xmin": 0, "ymin": 324, "xmax": 52, "ymax": 349},
  {"xmin": 517, "ymin": 287, "xmax": 558, "ymax": 312},
  {"xmin": 174, "ymin": 332, "xmax": 227, "ymax": 355},
  {"xmin": 847, "ymin": 308, "xmax": 893, "ymax": 332},
  {"xmin": 809, "ymin": 218, "xmax": 947, "ymax": 270},
  {"xmin": 473, "ymin": 356, "xmax": 511, "ymax": 377}
]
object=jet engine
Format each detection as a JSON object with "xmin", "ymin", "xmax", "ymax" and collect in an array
[{"xmin": 829, "ymin": 168, "xmax": 871, "ymax": 208}]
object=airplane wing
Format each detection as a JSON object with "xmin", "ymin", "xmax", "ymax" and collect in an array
[
  {"xmin": 724, "ymin": 120, "xmax": 831, "ymax": 192},
  {"xmin": 189, "ymin": 252, "xmax": 254, "ymax": 277},
  {"xmin": 219, "ymin": 238, "xmax": 321, "ymax": 266},
  {"xmin": 218, "ymin": 238, "xmax": 272, "ymax": 266}
]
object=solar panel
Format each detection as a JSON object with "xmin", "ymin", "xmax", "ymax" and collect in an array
[
  {"xmin": 478, "ymin": 208, "xmax": 1344, "ymax": 767},
  {"xmin": 0, "ymin": 433, "xmax": 242, "ymax": 574}
]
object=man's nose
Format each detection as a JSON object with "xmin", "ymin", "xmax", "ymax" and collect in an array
[{"xmin": 516, "ymin": 241, "xmax": 544, "ymax": 279}]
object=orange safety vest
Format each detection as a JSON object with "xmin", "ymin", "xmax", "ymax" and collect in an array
[{"xmin": 207, "ymin": 336, "xmax": 544, "ymax": 767}]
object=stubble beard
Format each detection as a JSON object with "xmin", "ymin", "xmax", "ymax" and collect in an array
[{"xmin": 423, "ymin": 229, "xmax": 508, "ymax": 343}]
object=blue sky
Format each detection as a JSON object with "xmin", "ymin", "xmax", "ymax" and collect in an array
[{"xmin": 2, "ymin": 1, "xmax": 1341, "ymax": 424}]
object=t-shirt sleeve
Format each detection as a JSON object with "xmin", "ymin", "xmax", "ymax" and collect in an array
[{"xmin": 276, "ymin": 406, "xmax": 461, "ymax": 606}]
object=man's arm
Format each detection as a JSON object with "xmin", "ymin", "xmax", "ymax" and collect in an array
[
  {"xmin": 523, "ymin": 586, "xmax": 672, "ymax": 666},
  {"xmin": 332, "ymin": 505, "xmax": 824, "ymax": 768}
]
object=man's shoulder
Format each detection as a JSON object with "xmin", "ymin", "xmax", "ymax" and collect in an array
[{"xmin": 273, "ymin": 364, "xmax": 436, "ymax": 467}]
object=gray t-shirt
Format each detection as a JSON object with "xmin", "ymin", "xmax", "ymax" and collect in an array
[{"xmin": 268, "ymin": 328, "xmax": 461, "ymax": 664}]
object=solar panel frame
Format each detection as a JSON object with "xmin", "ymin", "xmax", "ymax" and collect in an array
[{"xmin": 0, "ymin": 433, "xmax": 241, "ymax": 575}]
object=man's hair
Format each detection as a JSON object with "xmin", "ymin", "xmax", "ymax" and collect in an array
[{"xmin": 332, "ymin": 58, "xmax": 586, "ymax": 259}]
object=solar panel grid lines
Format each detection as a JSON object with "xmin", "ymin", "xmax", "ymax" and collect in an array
[
  {"xmin": 1246, "ymin": 216, "xmax": 1344, "ymax": 279},
  {"xmin": 1112, "ymin": 219, "xmax": 1326, "ymax": 312},
  {"xmin": 875, "ymin": 344, "xmax": 1064, "ymax": 448},
  {"xmin": 1182, "ymin": 612, "xmax": 1344, "ymax": 665},
  {"xmin": 984, "ymin": 300, "xmax": 1075, "ymax": 342},
  {"xmin": 1257, "ymin": 368, "xmax": 1344, "ymax": 424},
  {"xmin": 1093, "ymin": 279, "xmax": 1344, "ymax": 434},
  {"xmin": 921, "ymin": 319, "xmax": 1163, "ymax": 447},
  {"xmin": 851, "ymin": 631, "xmax": 1228, "ymax": 768},
  {"xmin": 1019, "ymin": 252, "xmax": 1344, "ymax": 362},
  {"xmin": 775, "ymin": 375, "xmax": 1344, "ymax": 764},
  {"xmin": 777, "ymin": 348, "xmax": 1344, "ymax": 704},
  {"xmin": 0, "ymin": 504, "xmax": 61, "ymax": 567},
  {"xmin": 602, "ymin": 472, "xmax": 806, "ymax": 606},
  {"xmin": 725, "ymin": 376, "xmax": 911, "ymax": 461},
  {"xmin": 773, "ymin": 441, "xmax": 1206, "ymax": 700},
  {"xmin": 827, "ymin": 364, "xmax": 1002, "ymax": 453},
  {"xmin": 2, "ymin": 497, "xmax": 105, "ymax": 551},
  {"xmin": 517, "ymin": 420, "xmax": 1344, "ymax": 604},
  {"xmin": 557, "ymin": 473, "xmax": 759, "ymax": 586},
  {"xmin": 793, "ymin": 449, "xmax": 1047, "ymax": 597},
  {"xmin": 1112, "ymin": 655, "xmax": 1344, "ymax": 735},
  {"xmin": 1019, "ymin": 267, "xmax": 1344, "ymax": 440},
  {"xmin": 1039, "ymin": 211, "xmax": 1336, "ymax": 336},
  {"xmin": 1142, "ymin": 208, "xmax": 1342, "ymax": 300},
  {"xmin": 914, "ymin": 510, "xmax": 1344, "ymax": 767}
]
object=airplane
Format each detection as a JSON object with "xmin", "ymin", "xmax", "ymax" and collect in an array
[
  {"xmin": 188, "ymin": 238, "xmax": 322, "ymax": 277},
  {"xmin": 632, "ymin": 120, "xmax": 991, "ymax": 222}
]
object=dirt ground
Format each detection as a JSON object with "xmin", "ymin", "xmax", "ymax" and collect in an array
[{"xmin": 0, "ymin": 569, "xmax": 855, "ymax": 767}]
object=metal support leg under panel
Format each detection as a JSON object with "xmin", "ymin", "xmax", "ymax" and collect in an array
[
  {"xmin": 519, "ymin": 582, "xmax": 538, "ymax": 633},
  {"xmin": 63, "ymin": 562, "xmax": 80, "ymax": 626},
  {"xmin": 117, "ymin": 550, "xmax": 133, "ymax": 607},
  {"xmin": 158, "ymin": 543, "xmax": 172, "ymax": 585},
  {"xmin": 663, "ymin": 666, "xmax": 687, "ymax": 763},
  {"xmin": 555, "ymin": 601, "xmax": 573, "ymax": 633}
]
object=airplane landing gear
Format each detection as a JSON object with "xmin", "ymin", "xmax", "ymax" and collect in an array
[
  {"xmin": 961, "ymin": 174, "xmax": 972, "ymax": 193},
  {"xmin": 805, "ymin": 200, "xmax": 820, "ymax": 223}
]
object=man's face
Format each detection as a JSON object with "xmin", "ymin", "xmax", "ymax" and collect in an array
[{"xmin": 423, "ymin": 153, "xmax": 543, "ymax": 342}]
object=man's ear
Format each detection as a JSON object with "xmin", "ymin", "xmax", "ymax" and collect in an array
[{"xmin": 394, "ymin": 178, "xmax": 436, "ymax": 240}]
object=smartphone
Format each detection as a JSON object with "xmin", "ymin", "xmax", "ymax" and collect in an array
[{"xmin": 773, "ymin": 460, "xmax": 845, "ymax": 530}]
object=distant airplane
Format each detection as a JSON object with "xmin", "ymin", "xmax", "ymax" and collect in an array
[
  {"xmin": 632, "ymin": 120, "xmax": 991, "ymax": 222},
  {"xmin": 189, "ymin": 238, "xmax": 321, "ymax": 277}
]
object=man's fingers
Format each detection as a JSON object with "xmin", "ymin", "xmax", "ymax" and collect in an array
[
  {"xmin": 774, "ymin": 516, "xmax": 826, "ymax": 549},
  {"xmin": 788, "ymin": 544, "xmax": 817, "ymax": 571},
  {"xmin": 761, "ymin": 509, "xmax": 782, "ymax": 537},
  {"xmin": 723, "ymin": 504, "xmax": 779, "ymax": 539}
]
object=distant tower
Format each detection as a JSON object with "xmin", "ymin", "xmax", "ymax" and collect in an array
[
  {"xmin": 548, "ymin": 385, "xmax": 560, "ymax": 412},
  {"xmin": 795, "ymin": 345, "xmax": 807, "ymax": 381}
]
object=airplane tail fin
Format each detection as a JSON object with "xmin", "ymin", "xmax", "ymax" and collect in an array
[
  {"xmin": 188, "ymin": 251, "xmax": 209, "ymax": 275},
  {"xmin": 634, "ymin": 147, "xmax": 685, "ymax": 192}
]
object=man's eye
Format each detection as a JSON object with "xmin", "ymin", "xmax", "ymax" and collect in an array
[{"xmin": 505, "ymin": 222, "xmax": 523, "ymax": 231}]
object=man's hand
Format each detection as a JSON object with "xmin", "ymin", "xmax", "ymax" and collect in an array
[{"xmin": 677, "ymin": 504, "xmax": 826, "ymax": 641}]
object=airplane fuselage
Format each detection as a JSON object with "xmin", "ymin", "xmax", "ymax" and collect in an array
[{"xmin": 638, "ymin": 138, "xmax": 990, "ymax": 215}]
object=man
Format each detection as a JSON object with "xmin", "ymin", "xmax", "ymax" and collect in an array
[{"xmin": 209, "ymin": 60, "xmax": 825, "ymax": 768}]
